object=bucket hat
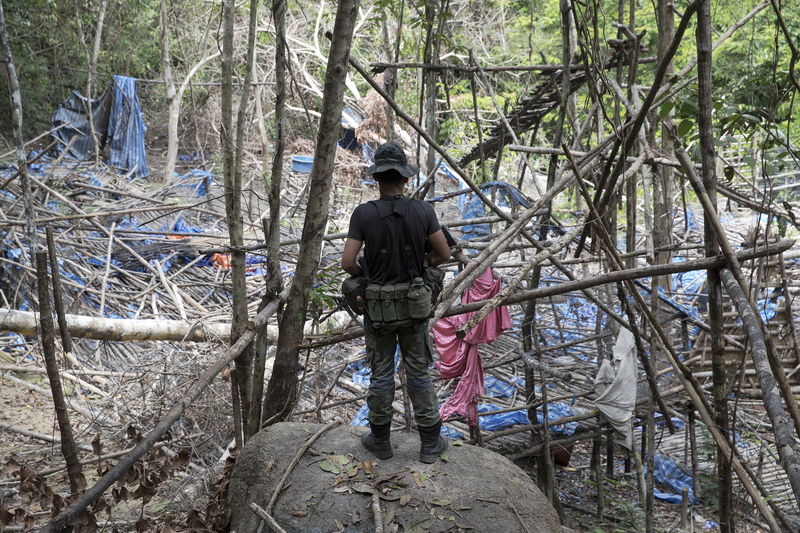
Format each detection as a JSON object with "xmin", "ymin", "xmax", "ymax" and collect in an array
[{"xmin": 365, "ymin": 141, "xmax": 419, "ymax": 178}]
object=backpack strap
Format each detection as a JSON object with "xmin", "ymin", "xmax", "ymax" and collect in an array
[{"xmin": 368, "ymin": 197, "xmax": 418, "ymax": 283}]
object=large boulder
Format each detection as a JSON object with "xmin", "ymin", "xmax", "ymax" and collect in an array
[{"xmin": 228, "ymin": 422, "xmax": 560, "ymax": 533}]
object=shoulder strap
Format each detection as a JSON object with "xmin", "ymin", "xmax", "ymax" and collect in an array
[{"xmin": 367, "ymin": 198, "xmax": 418, "ymax": 283}]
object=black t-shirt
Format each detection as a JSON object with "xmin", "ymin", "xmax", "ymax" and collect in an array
[{"xmin": 347, "ymin": 194, "xmax": 441, "ymax": 284}]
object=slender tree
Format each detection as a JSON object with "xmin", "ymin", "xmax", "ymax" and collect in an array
[
  {"xmin": 86, "ymin": 0, "xmax": 108, "ymax": 98},
  {"xmin": 262, "ymin": 0, "xmax": 360, "ymax": 422},
  {"xmin": 35, "ymin": 252, "xmax": 84, "ymax": 497},
  {"xmin": 696, "ymin": 1, "xmax": 733, "ymax": 530},
  {"xmin": 252, "ymin": 0, "xmax": 288, "ymax": 433},
  {"xmin": 220, "ymin": 0, "xmax": 247, "ymax": 447},
  {"xmin": 0, "ymin": 0, "xmax": 36, "ymax": 253}
]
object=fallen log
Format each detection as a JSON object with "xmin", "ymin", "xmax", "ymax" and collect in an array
[{"xmin": 0, "ymin": 308, "xmax": 240, "ymax": 342}]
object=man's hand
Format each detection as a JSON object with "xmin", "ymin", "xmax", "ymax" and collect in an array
[
  {"xmin": 342, "ymin": 238, "xmax": 364, "ymax": 276},
  {"xmin": 426, "ymin": 229, "xmax": 451, "ymax": 267}
]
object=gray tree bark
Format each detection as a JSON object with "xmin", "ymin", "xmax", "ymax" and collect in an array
[
  {"xmin": 0, "ymin": 0, "xmax": 36, "ymax": 253},
  {"xmin": 160, "ymin": 0, "xmax": 178, "ymax": 182},
  {"xmin": 696, "ymin": 2, "xmax": 733, "ymax": 530},
  {"xmin": 87, "ymin": 0, "xmax": 108, "ymax": 98},
  {"xmin": 253, "ymin": 0, "xmax": 287, "ymax": 433},
  {"xmin": 35, "ymin": 252, "xmax": 84, "ymax": 497},
  {"xmin": 220, "ymin": 0, "xmax": 248, "ymax": 447},
  {"xmin": 234, "ymin": 0, "xmax": 261, "ymax": 440},
  {"xmin": 720, "ymin": 268, "xmax": 800, "ymax": 508},
  {"xmin": 262, "ymin": 0, "xmax": 359, "ymax": 422}
]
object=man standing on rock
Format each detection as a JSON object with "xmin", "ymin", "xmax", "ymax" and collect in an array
[{"xmin": 341, "ymin": 141, "xmax": 451, "ymax": 463}]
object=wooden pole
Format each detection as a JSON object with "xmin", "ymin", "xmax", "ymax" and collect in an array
[
  {"xmin": 45, "ymin": 227, "xmax": 74, "ymax": 357},
  {"xmin": 35, "ymin": 252, "xmax": 84, "ymax": 496},
  {"xmin": 0, "ymin": 0, "xmax": 37, "ymax": 253}
]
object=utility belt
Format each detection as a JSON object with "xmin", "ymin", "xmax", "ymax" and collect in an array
[
  {"xmin": 364, "ymin": 281, "xmax": 432, "ymax": 325},
  {"xmin": 342, "ymin": 267, "xmax": 444, "ymax": 326}
]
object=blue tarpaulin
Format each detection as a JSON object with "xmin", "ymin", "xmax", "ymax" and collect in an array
[
  {"xmin": 50, "ymin": 75, "xmax": 148, "ymax": 177},
  {"xmin": 457, "ymin": 181, "xmax": 532, "ymax": 241},
  {"xmin": 652, "ymin": 453, "xmax": 698, "ymax": 505},
  {"xmin": 107, "ymin": 76, "xmax": 148, "ymax": 177},
  {"xmin": 477, "ymin": 401, "xmax": 580, "ymax": 434}
]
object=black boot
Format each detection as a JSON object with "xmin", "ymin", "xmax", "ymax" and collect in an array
[
  {"xmin": 361, "ymin": 422, "xmax": 393, "ymax": 460},
  {"xmin": 418, "ymin": 420, "xmax": 448, "ymax": 464}
]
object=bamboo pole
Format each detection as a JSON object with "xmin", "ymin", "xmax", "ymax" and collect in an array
[
  {"xmin": 45, "ymin": 227, "xmax": 74, "ymax": 357},
  {"xmin": 674, "ymin": 139, "xmax": 800, "ymax": 438},
  {"xmin": 562, "ymin": 148, "xmax": 783, "ymax": 531}
]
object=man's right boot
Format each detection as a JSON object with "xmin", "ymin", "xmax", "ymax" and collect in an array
[
  {"xmin": 418, "ymin": 420, "xmax": 448, "ymax": 464},
  {"xmin": 361, "ymin": 422, "xmax": 393, "ymax": 460}
]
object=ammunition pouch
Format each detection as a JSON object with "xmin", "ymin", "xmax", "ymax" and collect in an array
[
  {"xmin": 422, "ymin": 266, "xmax": 445, "ymax": 307},
  {"xmin": 341, "ymin": 276, "xmax": 368, "ymax": 315},
  {"xmin": 364, "ymin": 279, "xmax": 436, "ymax": 326}
]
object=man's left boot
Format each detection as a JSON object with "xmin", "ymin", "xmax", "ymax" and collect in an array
[
  {"xmin": 361, "ymin": 422, "xmax": 394, "ymax": 460},
  {"xmin": 418, "ymin": 420, "xmax": 448, "ymax": 464}
]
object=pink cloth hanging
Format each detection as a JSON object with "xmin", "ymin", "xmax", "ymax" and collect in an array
[{"xmin": 433, "ymin": 268, "xmax": 511, "ymax": 426}]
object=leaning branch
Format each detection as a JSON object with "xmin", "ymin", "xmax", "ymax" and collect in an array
[{"xmin": 720, "ymin": 268, "xmax": 800, "ymax": 507}]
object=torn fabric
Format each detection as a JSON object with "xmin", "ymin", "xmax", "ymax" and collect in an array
[
  {"xmin": 433, "ymin": 268, "xmax": 511, "ymax": 426},
  {"xmin": 593, "ymin": 327, "xmax": 637, "ymax": 450}
]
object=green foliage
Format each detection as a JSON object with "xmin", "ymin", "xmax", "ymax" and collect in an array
[{"xmin": 0, "ymin": 0, "xmax": 162, "ymax": 138}]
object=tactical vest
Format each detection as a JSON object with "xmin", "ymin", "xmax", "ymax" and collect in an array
[{"xmin": 363, "ymin": 197, "xmax": 432, "ymax": 325}]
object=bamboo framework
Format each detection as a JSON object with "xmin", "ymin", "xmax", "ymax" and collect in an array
[{"xmin": 1, "ymin": 0, "xmax": 799, "ymax": 531}]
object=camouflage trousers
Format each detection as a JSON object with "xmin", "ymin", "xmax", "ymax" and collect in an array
[{"xmin": 364, "ymin": 318, "xmax": 440, "ymax": 427}]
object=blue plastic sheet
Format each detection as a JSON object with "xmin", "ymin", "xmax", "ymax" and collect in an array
[
  {"xmin": 476, "ymin": 401, "xmax": 579, "ymax": 435},
  {"xmin": 478, "ymin": 403, "xmax": 529, "ymax": 431},
  {"xmin": 654, "ymin": 414, "xmax": 685, "ymax": 431},
  {"xmin": 484, "ymin": 375, "xmax": 523, "ymax": 398},
  {"xmin": 542, "ymin": 294, "xmax": 606, "ymax": 358},
  {"xmin": 459, "ymin": 181, "xmax": 532, "ymax": 241},
  {"xmin": 107, "ymin": 75, "xmax": 149, "ymax": 177},
  {"xmin": 652, "ymin": 452, "xmax": 698, "ymax": 505},
  {"xmin": 350, "ymin": 403, "xmax": 370, "ymax": 427},
  {"xmin": 347, "ymin": 347, "xmax": 401, "ymax": 388},
  {"xmin": 175, "ymin": 169, "xmax": 212, "ymax": 196}
]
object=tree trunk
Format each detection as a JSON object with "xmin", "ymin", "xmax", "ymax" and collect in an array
[
  {"xmin": 160, "ymin": 0, "xmax": 178, "ymax": 182},
  {"xmin": 0, "ymin": 308, "xmax": 241, "ymax": 342},
  {"xmin": 35, "ymin": 252, "xmax": 84, "ymax": 497},
  {"xmin": 421, "ymin": 0, "xmax": 438, "ymax": 189},
  {"xmin": 86, "ymin": 0, "xmax": 108, "ymax": 98},
  {"xmin": 232, "ymin": 0, "xmax": 261, "ymax": 441},
  {"xmin": 0, "ymin": 0, "xmax": 36, "ymax": 253},
  {"xmin": 696, "ymin": 2, "xmax": 733, "ymax": 531},
  {"xmin": 255, "ymin": 0, "xmax": 287, "ymax": 431},
  {"xmin": 262, "ymin": 0, "xmax": 359, "ymax": 422},
  {"xmin": 220, "ymin": 0, "xmax": 247, "ymax": 447},
  {"xmin": 654, "ymin": 0, "xmax": 675, "ymax": 273}
]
